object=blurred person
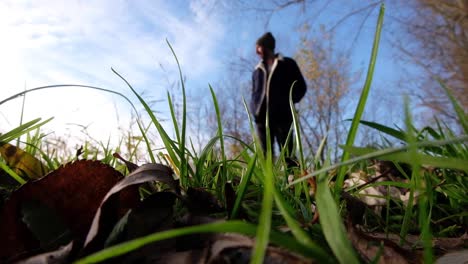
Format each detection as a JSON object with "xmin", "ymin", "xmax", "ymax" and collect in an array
[{"xmin": 250, "ymin": 32, "xmax": 306, "ymax": 165}]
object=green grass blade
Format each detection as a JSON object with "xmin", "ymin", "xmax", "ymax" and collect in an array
[
  {"xmin": 272, "ymin": 189, "xmax": 332, "ymax": 263},
  {"xmin": 399, "ymin": 98, "xmax": 419, "ymax": 244},
  {"xmin": 437, "ymin": 79, "xmax": 468, "ymax": 134},
  {"xmin": 209, "ymin": 86, "xmax": 228, "ymax": 183},
  {"xmin": 420, "ymin": 175, "xmax": 433, "ymax": 263},
  {"xmin": 316, "ymin": 157, "xmax": 359, "ymax": 264},
  {"xmin": 251, "ymin": 108, "xmax": 275, "ymax": 264},
  {"xmin": 135, "ymin": 120, "xmax": 156, "ymax": 163},
  {"xmin": 251, "ymin": 155, "xmax": 274, "ymax": 264},
  {"xmin": 18, "ymin": 87, "xmax": 27, "ymax": 145},
  {"xmin": 335, "ymin": 3, "xmax": 385, "ymax": 198},
  {"xmin": 75, "ymin": 221, "xmax": 326, "ymax": 264},
  {"xmin": 166, "ymin": 40, "xmax": 189, "ymax": 187},
  {"xmin": 194, "ymin": 134, "xmax": 253, "ymax": 185},
  {"xmin": 128, "ymin": 121, "xmax": 153, "ymax": 162},
  {"xmin": 341, "ymin": 145, "xmax": 468, "ymax": 171},
  {"xmin": 0, "ymin": 85, "xmax": 137, "ymax": 113},
  {"xmin": 166, "ymin": 92, "xmax": 181, "ymax": 144},
  {"xmin": 356, "ymin": 120, "xmax": 406, "ymax": 141},
  {"xmin": 289, "ymin": 81, "xmax": 305, "ymax": 169},
  {"xmin": 242, "ymin": 97, "xmax": 262, "ymax": 156},
  {"xmin": 287, "ymin": 85, "xmax": 314, "ymax": 217},
  {"xmin": 288, "ymin": 135, "xmax": 468, "ymax": 186},
  {"xmin": 230, "ymin": 154, "xmax": 256, "ymax": 219},
  {"xmin": 314, "ymin": 135, "xmax": 328, "ymax": 163},
  {"xmin": 404, "ymin": 97, "xmax": 433, "ymax": 262},
  {"xmin": 165, "ymin": 89, "xmax": 191, "ymax": 177},
  {"xmin": 111, "ymin": 68, "xmax": 180, "ymax": 172},
  {"xmin": 0, "ymin": 118, "xmax": 53, "ymax": 143},
  {"xmin": 194, "ymin": 136, "xmax": 220, "ymax": 185},
  {"xmin": 0, "ymin": 161, "xmax": 26, "ymax": 184}
]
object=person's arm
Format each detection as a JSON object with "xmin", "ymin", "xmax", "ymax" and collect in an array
[
  {"xmin": 250, "ymin": 71, "xmax": 256, "ymax": 116},
  {"xmin": 290, "ymin": 59, "xmax": 306, "ymax": 103}
]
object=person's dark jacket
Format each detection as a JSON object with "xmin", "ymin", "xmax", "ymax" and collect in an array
[{"xmin": 251, "ymin": 54, "xmax": 306, "ymax": 124}]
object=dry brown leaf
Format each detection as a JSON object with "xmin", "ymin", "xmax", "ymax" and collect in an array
[
  {"xmin": 82, "ymin": 163, "xmax": 176, "ymax": 254},
  {"xmin": 185, "ymin": 187, "xmax": 223, "ymax": 215},
  {"xmin": 346, "ymin": 222, "xmax": 421, "ymax": 264},
  {"xmin": 436, "ymin": 249, "xmax": 468, "ymax": 264},
  {"xmin": 113, "ymin": 152, "xmax": 138, "ymax": 172},
  {"xmin": 108, "ymin": 192, "xmax": 178, "ymax": 263},
  {"xmin": 16, "ymin": 242, "xmax": 73, "ymax": 264},
  {"xmin": 159, "ymin": 233, "xmax": 314, "ymax": 264},
  {"xmin": 0, "ymin": 160, "xmax": 139, "ymax": 262}
]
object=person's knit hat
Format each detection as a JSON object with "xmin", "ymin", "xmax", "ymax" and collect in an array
[{"xmin": 256, "ymin": 32, "xmax": 275, "ymax": 50}]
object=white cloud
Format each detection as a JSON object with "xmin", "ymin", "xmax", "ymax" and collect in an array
[
  {"xmin": 0, "ymin": 0, "xmax": 226, "ymax": 148},
  {"xmin": 131, "ymin": 0, "xmax": 225, "ymax": 78}
]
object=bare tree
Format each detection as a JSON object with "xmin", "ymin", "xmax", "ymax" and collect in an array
[
  {"xmin": 392, "ymin": 0, "xmax": 468, "ymax": 127},
  {"xmin": 187, "ymin": 0, "xmax": 468, "ymax": 159},
  {"xmin": 186, "ymin": 89, "xmax": 210, "ymax": 153},
  {"xmin": 206, "ymin": 75, "xmax": 252, "ymax": 157},
  {"xmin": 234, "ymin": 0, "xmax": 311, "ymax": 26},
  {"xmin": 230, "ymin": 0, "xmax": 467, "ymax": 127},
  {"xmin": 295, "ymin": 25, "xmax": 360, "ymax": 160},
  {"xmin": 181, "ymin": 70, "xmax": 252, "ymax": 158}
]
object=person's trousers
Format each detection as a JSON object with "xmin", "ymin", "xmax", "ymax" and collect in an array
[{"xmin": 255, "ymin": 121, "xmax": 294, "ymax": 157}]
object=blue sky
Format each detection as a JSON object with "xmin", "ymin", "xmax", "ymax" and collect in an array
[
  {"xmin": 0, "ymin": 1, "xmax": 409, "ymax": 148},
  {"xmin": 1, "ymin": 0, "xmax": 230, "ymax": 144}
]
